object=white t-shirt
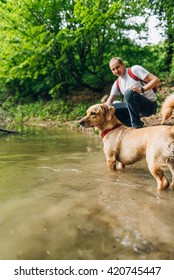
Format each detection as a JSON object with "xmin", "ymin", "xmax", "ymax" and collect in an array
[{"xmin": 110, "ymin": 65, "xmax": 157, "ymax": 101}]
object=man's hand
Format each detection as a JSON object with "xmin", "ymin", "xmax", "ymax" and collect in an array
[
  {"xmin": 105, "ymin": 95, "xmax": 116, "ymax": 105},
  {"xmin": 131, "ymin": 86, "xmax": 142, "ymax": 93}
]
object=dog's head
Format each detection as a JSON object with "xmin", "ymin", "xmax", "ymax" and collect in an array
[{"xmin": 79, "ymin": 104, "xmax": 116, "ymax": 129}]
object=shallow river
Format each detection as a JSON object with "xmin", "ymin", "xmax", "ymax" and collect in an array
[{"xmin": 0, "ymin": 126, "xmax": 174, "ymax": 260}]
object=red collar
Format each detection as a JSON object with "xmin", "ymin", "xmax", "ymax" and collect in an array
[{"xmin": 101, "ymin": 124, "xmax": 121, "ymax": 138}]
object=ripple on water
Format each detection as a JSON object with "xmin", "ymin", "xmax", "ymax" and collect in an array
[{"xmin": 38, "ymin": 166, "xmax": 82, "ymax": 173}]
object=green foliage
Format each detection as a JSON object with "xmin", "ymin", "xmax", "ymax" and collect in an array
[
  {"xmin": 68, "ymin": 103, "xmax": 90, "ymax": 120},
  {"xmin": 141, "ymin": 43, "xmax": 168, "ymax": 77},
  {"xmin": 0, "ymin": 0, "xmax": 69, "ymax": 101},
  {"xmin": 2, "ymin": 99, "xmax": 90, "ymax": 125},
  {"xmin": 0, "ymin": 0, "xmax": 173, "ymax": 105},
  {"xmin": 147, "ymin": 0, "xmax": 174, "ymax": 71}
]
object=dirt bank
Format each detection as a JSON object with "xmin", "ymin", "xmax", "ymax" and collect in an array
[{"xmin": 70, "ymin": 82, "xmax": 174, "ymax": 128}]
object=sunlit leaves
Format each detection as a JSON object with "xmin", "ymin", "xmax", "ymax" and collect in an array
[{"xmin": 0, "ymin": 0, "xmax": 172, "ymax": 103}]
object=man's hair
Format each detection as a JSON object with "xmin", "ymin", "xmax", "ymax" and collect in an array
[{"xmin": 109, "ymin": 57, "xmax": 124, "ymax": 65}]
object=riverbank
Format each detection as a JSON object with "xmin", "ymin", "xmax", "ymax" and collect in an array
[
  {"xmin": 1, "ymin": 82, "xmax": 174, "ymax": 133},
  {"xmin": 24, "ymin": 83, "xmax": 174, "ymax": 129}
]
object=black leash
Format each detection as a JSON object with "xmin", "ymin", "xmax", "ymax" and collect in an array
[
  {"xmin": 0, "ymin": 102, "xmax": 18, "ymax": 133},
  {"xmin": 0, "ymin": 127, "xmax": 17, "ymax": 133}
]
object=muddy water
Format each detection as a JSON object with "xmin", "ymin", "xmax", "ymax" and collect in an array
[{"xmin": 0, "ymin": 126, "xmax": 174, "ymax": 260}]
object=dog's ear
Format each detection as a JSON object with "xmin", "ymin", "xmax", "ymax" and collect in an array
[
  {"xmin": 101, "ymin": 104, "xmax": 115, "ymax": 121},
  {"xmin": 107, "ymin": 106, "xmax": 116, "ymax": 121}
]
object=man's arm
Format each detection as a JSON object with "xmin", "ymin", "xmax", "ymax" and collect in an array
[
  {"xmin": 131, "ymin": 73, "xmax": 160, "ymax": 93},
  {"xmin": 105, "ymin": 95, "xmax": 116, "ymax": 105},
  {"xmin": 143, "ymin": 73, "xmax": 160, "ymax": 91}
]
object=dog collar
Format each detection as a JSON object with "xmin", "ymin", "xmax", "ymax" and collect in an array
[{"xmin": 101, "ymin": 124, "xmax": 121, "ymax": 138}]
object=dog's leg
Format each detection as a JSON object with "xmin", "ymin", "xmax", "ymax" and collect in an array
[
  {"xmin": 166, "ymin": 159, "xmax": 174, "ymax": 190},
  {"xmin": 107, "ymin": 159, "xmax": 125, "ymax": 171},
  {"xmin": 147, "ymin": 163, "xmax": 169, "ymax": 191},
  {"xmin": 117, "ymin": 162, "xmax": 125, "ymax": 170},
  {"xmin": 104, "ymin": 147, "xmax": 124, "ymax": 171},
  {"xmin": 104, "ymin": 148, "xmax": 117, "ymax": 170},
  {"xmin": 146, "ymin": 151, "xmax": 169, "ymax": 191},
  {"xmin": 107, "ymin": 158, "xmax": 116, "ymax": 170}
]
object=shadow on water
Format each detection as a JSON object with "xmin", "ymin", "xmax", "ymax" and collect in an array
[{"xmin": 0, "ymin": 125, "xmax": 174, "ymax": 260}]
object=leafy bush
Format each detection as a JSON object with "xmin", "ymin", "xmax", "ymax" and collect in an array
[{"xmin": 2, "ymin": 99, "xmax": 90, "ymax": 125}]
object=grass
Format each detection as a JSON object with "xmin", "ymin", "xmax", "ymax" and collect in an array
[
  {"xmin": 1, "ymin": 82, "xmax": 173, "ymax": 129},
  {"xmin": 1, "ymin": 99, "xmax": 91, "ymax": 128}
]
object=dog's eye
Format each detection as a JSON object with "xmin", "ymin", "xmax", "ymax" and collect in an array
[{"xmin": 91, "ymin": 111, "xmax": 96, "ymax": 116}]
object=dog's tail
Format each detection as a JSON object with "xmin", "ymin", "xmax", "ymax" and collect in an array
[{"xmin": 161, "ymin": 93, "xmax": 174, "ymax": 124}]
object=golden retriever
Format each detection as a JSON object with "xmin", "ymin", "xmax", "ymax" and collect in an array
[{"xmin": 80, "ymin": 94, "xmax": 174, "ymax": 191}]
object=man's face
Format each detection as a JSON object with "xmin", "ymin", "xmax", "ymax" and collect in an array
[{"xmin": 109, "ymin": 60, "xmax": 126, "ymax": 77}]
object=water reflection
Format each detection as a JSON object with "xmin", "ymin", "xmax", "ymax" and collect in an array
[{"xmin": 0, "ymin": 126, "xmax": 174, "ymax": 260}]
